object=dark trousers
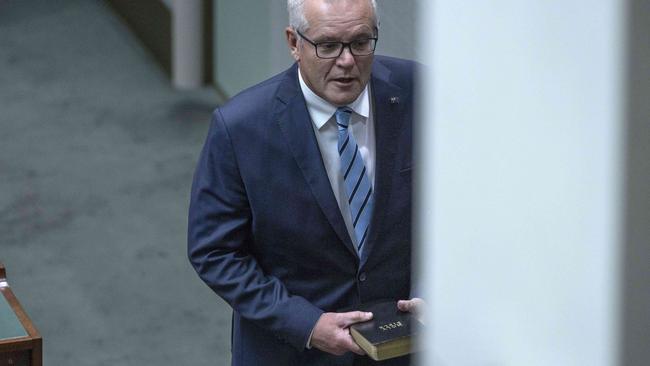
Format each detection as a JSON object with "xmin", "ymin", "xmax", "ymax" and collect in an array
[{"xmin": 353, "ymin": 354, "xmax": 412, "ymax": 366}]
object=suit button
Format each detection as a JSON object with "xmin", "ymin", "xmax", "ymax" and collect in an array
[{"xmin": 359, "ymin": 272, "xmax": 367, "ymax": 282}]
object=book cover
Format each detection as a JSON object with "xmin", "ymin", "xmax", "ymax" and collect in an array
[{"xmin": 349, "ymin": 300, "xmax": 422, "ymax": 361}]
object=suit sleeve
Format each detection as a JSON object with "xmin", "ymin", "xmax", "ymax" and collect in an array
[{"xmin": 187, "ymin": 109, "xmax": 323, "ymax": 351}]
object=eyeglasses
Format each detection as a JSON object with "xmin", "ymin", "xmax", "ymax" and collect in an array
[{"xmin": 296, "ymin": 29, "xmax": 378, "ymax": 59}]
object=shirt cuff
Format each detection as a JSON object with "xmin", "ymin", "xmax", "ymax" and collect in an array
[{"xmin": 305, "ymin": 324, "xmax": 316, "ymax": 349}]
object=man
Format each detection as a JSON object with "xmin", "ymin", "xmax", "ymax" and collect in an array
[{"xmin": 188, "ymin": 0, "xmax": 419, "ymax": 364}]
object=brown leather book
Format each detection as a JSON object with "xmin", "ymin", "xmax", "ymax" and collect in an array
[{"xmin": 349, "ymin": 300, "xmax": 422, "ymax": 361}]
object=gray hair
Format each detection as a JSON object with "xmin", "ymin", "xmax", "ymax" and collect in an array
[{"xmin": 287, "ymin": 0, "xmax": 379, "ymax": 33}]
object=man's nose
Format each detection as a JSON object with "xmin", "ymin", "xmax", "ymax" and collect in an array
[{"xmin": 335, "ymin": 45, "xmax": 355, "ymax": 67}]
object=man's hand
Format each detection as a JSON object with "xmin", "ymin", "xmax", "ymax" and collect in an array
[
  {"xmin": 397, "ymin": 298, "xmax": 426, "ymax": 324},
  {"xmin": 310, "ymin": 311, "xmax": 373, "ymax": 356}
]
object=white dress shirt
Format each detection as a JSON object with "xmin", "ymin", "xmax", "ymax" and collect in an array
[{"xmin": 298, "ymin": 70, "xmax": 376, "ymax": 250}]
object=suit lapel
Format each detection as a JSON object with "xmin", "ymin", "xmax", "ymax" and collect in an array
[
  {"xmin": 275, "ymin": 65, "xmax": 358, "ymax": 258},
  {"xmin": 363, "ymin": 63, "xmax": 406, "ymax": 266}
]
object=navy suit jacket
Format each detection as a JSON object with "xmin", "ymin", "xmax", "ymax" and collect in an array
[{"xmin": 188, "ymin": 55, "xmax": 415, "ymax": 366}]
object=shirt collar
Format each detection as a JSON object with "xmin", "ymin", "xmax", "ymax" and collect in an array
[{"xmin": 298, "ymin": 69, "xmax": 370, "ymax": 130}]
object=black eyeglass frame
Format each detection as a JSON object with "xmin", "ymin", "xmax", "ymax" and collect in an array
[{"xmin": 295, "ymin": 29, "xmax": 379, "ymax": 59}]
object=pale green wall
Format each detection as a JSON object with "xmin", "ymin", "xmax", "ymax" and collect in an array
[
  {"xmin": 214, "ymin": 0, "xmax": 266, "ymax": 97},
  {"xmin": 213, "ymin": 0, "xmax": 418, "ymax": 97}
]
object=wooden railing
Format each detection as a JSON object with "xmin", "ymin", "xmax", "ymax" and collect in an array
[{"xmin": 0, "ymin": 263, "xmax": 42, "ymax": 366}]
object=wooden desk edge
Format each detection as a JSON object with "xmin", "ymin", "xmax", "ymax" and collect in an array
[{"xmin": 0, "ymin": 263, "xmax": 43, "ymax": 366}]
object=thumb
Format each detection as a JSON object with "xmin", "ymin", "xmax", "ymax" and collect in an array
[{"xmin": 339, "ymin": 311, "xmax": 373, "ymax": 328}]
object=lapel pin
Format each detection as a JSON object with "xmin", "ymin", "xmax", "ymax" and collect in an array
[{"xmin": 390, "ymin": 96, "xmax": 400, "ymax": 104}]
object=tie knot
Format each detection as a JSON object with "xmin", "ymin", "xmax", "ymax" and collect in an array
[{"xmin": 335, "ymin": 107, "xmax": 353, "ymax": 129}]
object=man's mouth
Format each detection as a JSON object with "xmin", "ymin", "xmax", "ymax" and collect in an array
[{"xmin": 333, "ymin": 77, "xmax": 355, "ymax": 85}]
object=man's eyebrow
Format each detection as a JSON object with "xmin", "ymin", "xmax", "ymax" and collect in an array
[
  {"xmin": 314, "ymin": 36, "xmax": 339, "ymax": 42},
  {"xmin": 352, "ymin": 31, "xmax": 374, "ymax": 38},
  {"xmin": 314, "ymin": 32, "xmax": 374, "ymax": 42}
]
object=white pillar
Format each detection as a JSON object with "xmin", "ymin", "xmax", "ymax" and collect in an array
[
  {"xmin": 172, "ymin": 0, "xmax": 203, "ymax": 89},
  {"xmin": 417, "ymin": 0, "xmax": 649, "ymax": 365}
]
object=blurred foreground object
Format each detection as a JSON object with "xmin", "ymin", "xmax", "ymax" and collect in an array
[{"xmin": 417, "ymin": 0, "xmax": 650, "ymax": 365}]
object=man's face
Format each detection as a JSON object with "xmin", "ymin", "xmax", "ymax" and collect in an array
[{"xmin": 286, "ymin": 0, "xmax": 376, "ymax": 106}]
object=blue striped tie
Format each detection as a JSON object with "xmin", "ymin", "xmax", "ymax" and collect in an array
[{"xmin": 335, "ymin": 107, "xmax": 374, "ymax": 258}]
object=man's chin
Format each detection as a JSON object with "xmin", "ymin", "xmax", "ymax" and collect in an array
[{"xmin": 324, "ymin": 88, "xmax": 361, "ymax": 106}]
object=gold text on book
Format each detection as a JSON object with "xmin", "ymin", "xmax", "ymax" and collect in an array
[{"xmin": 378, "ymin": 321, "xmax": 404, "ymax": 331}]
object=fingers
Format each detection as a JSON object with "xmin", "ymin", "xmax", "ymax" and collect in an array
[
  {"xmin": 398, "ymin": 298, "xmax": 426, "ymax": 324},
  {"xmin": 345, "ymin": 331, "xmax": 366, "ymax": 355},
  {"xmin": 398, "ymin": 299, "xmax": 420, "ymax": 313},
  {"xmin": 311, "ymin": 311, "xmax": 372, "ymax": 356},
  {"xmin": 397, "ymin": 299, "xmax": 414, "ymax": 312},
  {"xmin": 336, "ymin": 311, "xmax": 372, "ymax": 355},
  {"xmin": 398, "ymin": 298, "xmax": 424, "ymax": 312}
]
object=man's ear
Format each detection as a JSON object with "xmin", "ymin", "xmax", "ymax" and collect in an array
[{"xmin": 285, "ymin": 27, "xmax": 300, "ymax": 61}]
